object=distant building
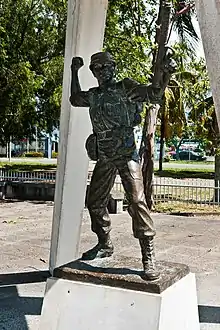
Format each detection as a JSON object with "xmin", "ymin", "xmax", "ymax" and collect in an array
[{"xmin": 0, "ymin": 128, "xmax": 59, "ymax": 158}]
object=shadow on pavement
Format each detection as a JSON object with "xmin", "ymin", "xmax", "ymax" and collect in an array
[
  {"xmin": 0, "ymin": 199, "xmax": 24, "ymax": 204},
  {"xmin": 0, "ymin": 199, "xmax": 54, "ymax": 205},
  {"xmin": 0, "ymin": 270, "xmax": 50, "ymax": 330},
  {"xmin": 199, "ymin": 305, "xmax": 220, "ymax": 324},
  {"xmin": 0, "ymin": 270, "xmax": 50, "ymax": 285}
]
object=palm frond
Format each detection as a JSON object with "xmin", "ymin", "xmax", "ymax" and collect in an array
[
  {"xmin": 174, "ymin": 71, "xmax": 196, "ymax": 84},
  {"xmin": 189, "ymin": 96, "xmax": 214, "ymax": 120},
  {"xmin": 172, "ymin": 7, "xmax": 199, "ymax": 52}
]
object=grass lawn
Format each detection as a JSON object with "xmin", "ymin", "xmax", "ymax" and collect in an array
[
  {"xmin": 0, "ymin": 161, "xmax": 215, "ymax": 179},
  {"xmin": 155, "ymin": 201, "xmax": 220, "ymax": 214},
  {"xmin": 155, "ymin": 168, "xmax": 214, "ymax": 180},
  {"xmin": 168, "ymin": 160, "xmax": 214, "ymax": 165}
]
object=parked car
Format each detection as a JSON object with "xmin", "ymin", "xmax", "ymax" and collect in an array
[
  {"xmin": 194, "ymin": 148, "xmax": 205, "ymax": 156},
  {"xmin": 178, "ymin": 150, "xmax": 207, "ymax": 161}
]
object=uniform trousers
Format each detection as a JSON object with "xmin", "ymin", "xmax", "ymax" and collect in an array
[{"xmin": 87, "ymin": 157, "xmax": 155, "ymax": 239}]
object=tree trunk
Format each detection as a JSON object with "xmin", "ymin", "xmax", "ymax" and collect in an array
[
  {"xmin": 213, "ymin": 116, "xmax": 220, "ymax": 203},
  {"xmin": 142, "ymin": 104, "xmax": 160, "ymax": 210},
  {"xmin": 159, "ymin": 136, "xmax": 165, "ymax": 172},
  {"xmin": 142, "ymin": 0, "xmax": 171, "ymax": 210},
  {"xmin": 214, "ymin": 152, "xmax": 220, "ymax": 203},
  {"xmin": 159, "ymin": 102, "xmax": 165, "ymax": 171}
]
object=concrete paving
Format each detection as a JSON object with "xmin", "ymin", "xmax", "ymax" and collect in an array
[{"xmin": 0, "ymin": 201, "xmax": 220, "ymax": 329}]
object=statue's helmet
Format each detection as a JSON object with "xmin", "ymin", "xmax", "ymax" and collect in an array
[{"xmin": 89, "ymin": 52, "xmax": 115, "ymax": 71}]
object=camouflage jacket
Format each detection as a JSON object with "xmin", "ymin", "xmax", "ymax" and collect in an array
[{"xmin": 70, "ymin": 78, "xmax": 143, "ymax": 161}]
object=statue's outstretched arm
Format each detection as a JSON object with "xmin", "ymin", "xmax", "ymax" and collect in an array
[
  {"xmin": 69, "ymin": 57, "xmax": 90, "ymax": 107},
  {"xmin": 126, "ymin": 49, "xmax": 176, "ymax": 104},
  {"xmin": 123, "ymin": 77, "xmax": 160, "ymax": 104}
]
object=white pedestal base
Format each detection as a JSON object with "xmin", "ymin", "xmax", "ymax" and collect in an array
[{"xmin": 40, "ymin": 273, "xmax": 199, "ymax": 330}]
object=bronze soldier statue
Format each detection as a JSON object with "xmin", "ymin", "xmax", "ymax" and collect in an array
[{"xmin": 70, "ymin": 51, "xmax": 172, "ymax": 281}]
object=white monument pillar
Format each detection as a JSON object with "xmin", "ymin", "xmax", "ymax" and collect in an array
[
  {"xmin": 195, "ymin": 0, "xmax": 220, "ymax": 127},
  {"xmin": 49, "ymin": 0, "xmax": 108, "ymax": 273}
]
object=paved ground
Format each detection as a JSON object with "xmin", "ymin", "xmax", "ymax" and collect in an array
[{"xmin": 0, "ymin": 201, "xmax": 220, "ymax": 329}]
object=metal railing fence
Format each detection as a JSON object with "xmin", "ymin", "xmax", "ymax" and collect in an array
[
  {"xmin": 0, "ymin": 169, "xmax": 219, "ymax": 206},
  {"xmin": 0, "ymin": 169, "xmax": 56, "ymax": 183},
  {"xmin": 153, "ymin": 177, "xmax": 220, "ymax": 206},
  {"xmin": 109, "ymin": 176, "xmax": 220, "ymax": 207}
]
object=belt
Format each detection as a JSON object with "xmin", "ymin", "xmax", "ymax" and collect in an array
[
  {"xmin": 97, "ymin": 130, "xmax": 113, "ymax": 140},
  {"xmin": 96, "ymin": 127, "xmax": 133, "ymax": 140}
]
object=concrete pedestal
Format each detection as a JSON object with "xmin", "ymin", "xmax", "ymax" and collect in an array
[{"xmin": 40, "ymin": 256, "xmax": 199, "ymax": 330}]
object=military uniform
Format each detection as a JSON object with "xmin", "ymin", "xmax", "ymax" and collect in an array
[{"xmin": 70, "ymin": 77, "xmax": 155, "ymax": 240}]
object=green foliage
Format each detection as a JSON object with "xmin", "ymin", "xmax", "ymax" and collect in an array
[
  {"xmin": 163, "ymin": 154, "xmax": 171, "ymax": 162},
  {"xmin": 52, "ymin": 151, "xmax": 58, "ymax": 158},
  {"xmin": 190, "ymin": 96, "xmax": 217, "ymax": 148},
  {"xmin": 0, "ymin": 0, "xmax": 204, "ymax": 151},
  {"xmin": 184, "ymin": 58, "xmax": 217, "ymax": 152},
  {"xmin": 157, "ymin": 42, "xmax": 203, "ymax": 147},
  {"xmin": 155, "ymin": 202, "xmax": 220, "ymax": 214},
  {"xmin": 160, "ymin": 78, "xmax": 186, "ymax": 139},
  {"xmin": 171, "ymin": 1, "xmax": 199, "ymax": 50},
  {"xmin": 104, "ymin": 0, "xmax": 199, "ymax": 84},
  {"xmin": 37, "ymin": 56, "xmax": 64, "ymax": 132},
  {"xmin": 155, "ymin": 168, "xmax": 214, "ymax": 180},
  {"xmin": 23, "ymin": 151, "xmax": 44, "ymax": 157},
  {"xmin": 0, "ymin": 0, "xmax": 67, "ymax": 143},
  {"xmin": 183, "ymin": 58, "xmax": 210, "ymax": 110},
  {"xmin": 0, "ymin": 162, "xmax": 56, "ymax": 171},
  {"xmin": 105, "ymin": 1, "xmax": 199, "ymax": 131},
  {"xmin": 161, "ymin": 42, "xmax": 215, "ymax": 154},
  {"xmin": 104, "ymin": 0, "xmax": 156, "ymax": 83}
]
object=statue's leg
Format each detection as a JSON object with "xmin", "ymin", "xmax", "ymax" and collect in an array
[
  {"xmin": 82, "ymin": 159, "xmax": 117, "ymax": 260},
  {"xmin": 117, "ymin": 159, "xmax": 159, "ymax": 280}
]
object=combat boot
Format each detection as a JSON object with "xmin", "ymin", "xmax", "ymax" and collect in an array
[
  {"xmin": 139, "ymin": 237, "xmax": 160, "ymax": 281},
  {"xmin": 82, "ymin": 233, "xmax": 114, "ymax": 260}
]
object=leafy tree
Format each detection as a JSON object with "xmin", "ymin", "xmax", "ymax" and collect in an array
[
  {"xmin": 142, "ymin": 1, "xmax": 198, "ymax": 208},
  {"xmin": 190, "ymin": 92, "xmax": 220, "ymax": 201},
  {"xmin": 0, "ymin": 0, "xmax": 67, "ymax": 144},
  {"xmin": 170, "ymin": 0, "xmax": 198, "ymax": 50},
  {"xmin": 104, "ymin": 0, "xmax": 198, "ymax": 208},
  {"xmin": 158, "ymin": 78, "xmax": 186, "ymax": 170},
  {"xmin": 157, "ymin": 41, "xmax": 201, "ymax": 170},
  {"xmin": 104, "ymin": 0, "xmax": 156, "ymax": 83},
  {"xmin": 188, "ymin": 61, "xmax": 220, "ymax": 200}
]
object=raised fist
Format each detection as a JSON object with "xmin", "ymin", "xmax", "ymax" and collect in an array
[{"xmin": 71, "ymin": 57, "xmax": 84, "ymax": 71}]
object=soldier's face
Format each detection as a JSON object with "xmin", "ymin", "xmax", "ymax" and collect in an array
[{"xmin": 92, "ymin": 62, "xmax": 115, "ymax": 84}]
